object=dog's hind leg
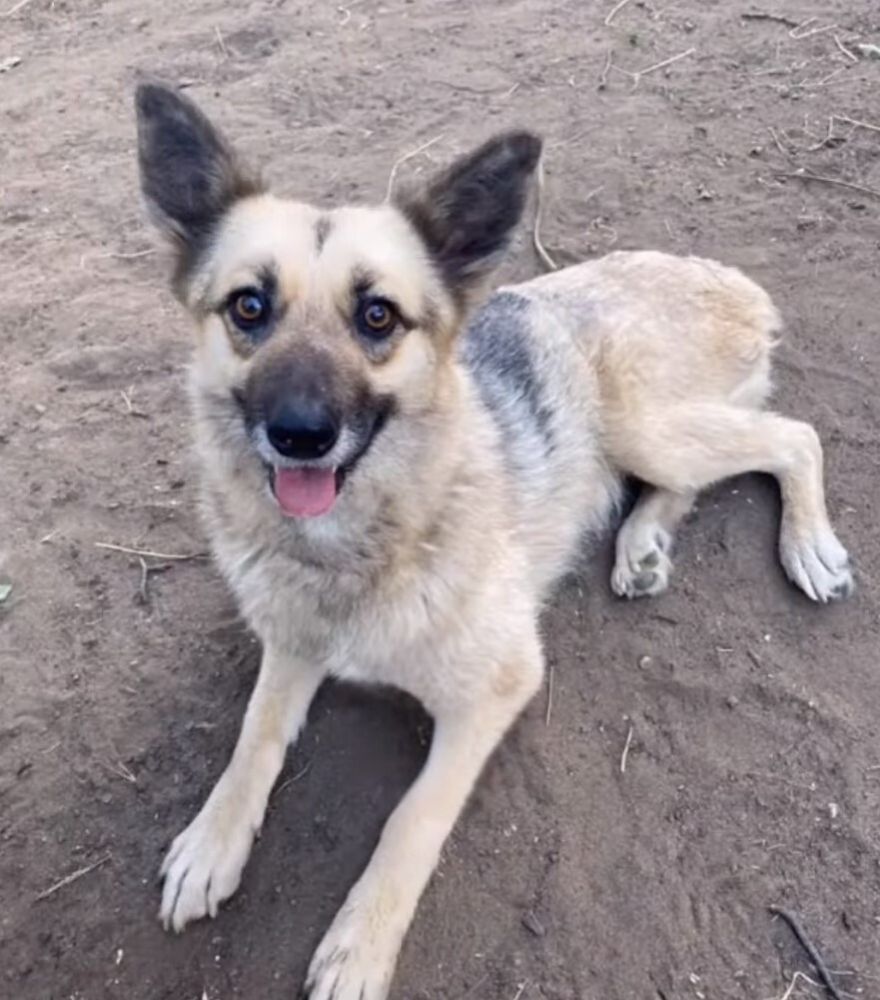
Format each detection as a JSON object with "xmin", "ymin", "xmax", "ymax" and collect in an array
[
  {"xmin": 612, "ymin": 487, "xmax": 696, "ymax": 598},
  {"xmin": 606, "ymin": 402, "xmax": 853, "ymax": 602},
  {"xmin": 303, "ymin": 641, "xmax": 543, "ymax": 1000},
  {"xmin": 159, "ymin": 647, "xmax": 325, "ymax": 932}
]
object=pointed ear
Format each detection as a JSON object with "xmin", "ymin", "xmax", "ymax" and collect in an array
[
  {"xmin": 135, "ymin": 83, "xmax": 262, "ymax": 277},
  {"xmin": 395, "ymin": 131, "xmax": 541, "ymax": 305}
]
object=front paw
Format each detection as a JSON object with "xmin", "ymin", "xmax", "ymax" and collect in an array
[
  {"xmin": 780, "ymin": 521, "xmax": 854, "ymax": 603},
  {"xmin": 303, "ymin": 900, "xmax": 402, "ymax": 1000},
  {"xmin": 159, "ymin": 785, "xmax": 263, "ymax": 933}
]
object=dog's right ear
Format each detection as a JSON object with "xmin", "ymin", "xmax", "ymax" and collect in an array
[{"xmin": 135, "ymin": 83, "xmax": 262, "ymax": 258}]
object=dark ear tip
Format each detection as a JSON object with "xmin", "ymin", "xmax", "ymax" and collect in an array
[
  {"xmin": 134, "ymin": 81, "xmax": 185, "ymax": 121},
  {"xmin": 503, "ymin": 131, "xmax": 543, "ymax": 171}
]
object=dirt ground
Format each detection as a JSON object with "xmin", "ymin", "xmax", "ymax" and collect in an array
[{"xmin": 2, "ymin": 1, "xmax": 879, "ymax": 998}]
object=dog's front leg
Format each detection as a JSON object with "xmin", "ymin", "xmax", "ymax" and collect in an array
[
  {"xmin": 159, "ymin": 645, "xmax": 324, "ymax": 932},
  {"xmin": 304, "ymin": 650, "xmax": 542, "ymax": 1000}
]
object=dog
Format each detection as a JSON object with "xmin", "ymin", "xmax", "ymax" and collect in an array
[{"xmin": 134, "ymin": 82, "xmax": 853, "ymax": 1000}]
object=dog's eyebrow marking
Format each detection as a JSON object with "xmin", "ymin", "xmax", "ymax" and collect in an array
[
  {"xmin": 256, "ymin": 263, "xmax": 279, "ymax": 301},
  {"xmin": 352, "ymin": 266, "xmax": 378, "ymax": 294},
  {"xmin": 315, "ymin": 215, "xmax": 332, "ymax": 253}
]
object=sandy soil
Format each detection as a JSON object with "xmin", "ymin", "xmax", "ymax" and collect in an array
[{"xmin": 1, "ymin": 1, "xmax": 879, "ymax": 998}]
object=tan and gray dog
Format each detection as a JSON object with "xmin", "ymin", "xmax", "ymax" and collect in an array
[{"xmin": 135, "ymin": 83, "xmax": 853, "ymax": 1000}]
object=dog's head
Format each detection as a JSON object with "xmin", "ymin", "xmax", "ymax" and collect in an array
[{"xmin": 135, "ymin": 83, "xmax": 540, "ymax": 519}]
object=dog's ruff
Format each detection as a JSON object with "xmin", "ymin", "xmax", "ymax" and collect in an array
[{"xmin": 135, "ymin": 83, "xmax": 853, "ymax": 1000}]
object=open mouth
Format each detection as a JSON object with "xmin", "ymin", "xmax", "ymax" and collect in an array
[
  {"xmin": 261, "ymin": 398, "xmax": 394, "ymax": 520},
  {"xmin": 268, "ymin": 465, "xmax": 347, "ymax": 519}
]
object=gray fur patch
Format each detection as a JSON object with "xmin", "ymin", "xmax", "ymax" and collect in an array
[{"xmin": 460, "ymin": 291, "xmax": 554, "ymax": 455}]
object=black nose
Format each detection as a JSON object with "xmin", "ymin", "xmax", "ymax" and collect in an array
[{"xmin": 265, "ymin": 400, "xmax": 340, "ymax": 460}]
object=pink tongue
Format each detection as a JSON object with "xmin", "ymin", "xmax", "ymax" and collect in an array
[{"xmin": 273, "ymin": 467, "xmax": 338, "ymax": 518}]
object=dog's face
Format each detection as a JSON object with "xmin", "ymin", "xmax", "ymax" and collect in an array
[{"xmin": 135, "ymin": 84, "xmax": 540, "ymax": 519}]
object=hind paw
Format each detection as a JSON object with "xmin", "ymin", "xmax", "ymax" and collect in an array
[{"xmin": 612, "ymin": 528, "xmax": 673, "ymax": 599}]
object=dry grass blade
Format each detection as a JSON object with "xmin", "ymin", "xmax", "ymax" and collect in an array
[
  {"xmin": 598, "ymin": 49, "xmax": 614, "ymax": 89},
  {"xmin": 612, "ymin": 47, "xmax": 696, "ymax": 89},
  {"xmin": 833, "ymin": 35, "xmax": 858, "ymax": 63},
  {"xmin": 532, "ymin": 156, "xmax": 560, "ymax": 272},
  {"xmin": 79, "ymin": 248, "xmax": 156, "ymax": 270},
  {"xmin": 36, "ymin": 854, "xmax": 112, "ymax": 901},
  {"xmin": 763, "ymin": 970, "xmax": 822, "ymax": 1000},
  {"xmin": 620, "ymin": 724, "xmax": 634, "ymax": 774},
  {"xmin": 214, "ymin": 25, "xmax": 229, "ymax": 58},
  {"xmin": 103, "ymin": 759, "xmax": 137, "ymax": 784},
  {"xmin": 274, "ymin": 761, "xmax": 312, "ymax": 797},
  {"xmin": 604, "ymin": 0, "xmax": 633, "ymax": 27},
  {"xmin": 1, "ymin": 0, "xmax": 37, "ymax": 16},
  {"xmin": 384, "ymin": 134, "xmax": 444, "ymax": 201},
  {"xmin": 637, "ymin": 46, "xmax": 696, "ymax": 78},
  {"xmin": 544, "ymin": 662, "xmax": 555, "ymax": 724},
  {"xmin": 767, "ymin": 125, "xmax": 792, "ymax": 156},
  {"xmin": 789, "ymin": 17, "xmax": 837, "ymax": 40}
]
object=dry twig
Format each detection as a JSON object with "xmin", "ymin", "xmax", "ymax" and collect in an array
[
  {"xmin": 804, "ymin": 118, "xmax": 836, "ymax": 153},
  {"xmin": 769, "ymin": 906, "xmax": 844, "ymax": 1000},
  {"xmin": 741, "ymin": 13, "xmax": 799, "ymax": 28},
  {"xmin": 775, "ymin": 168, "xmax": 880, "ymax": 201},
  {"xmin": 137, "ymin": 557, "xmax": 149, "ymax": 603},
  {"xmin": 835, "ymin": 114, "xmax": 880, "ymax": 135},
  {"xmin": 544, "ymin": 663, "xmax": 555, "ymax": 725},
  {"xmin": 36, "ymin": 854, "xmax": 112, "ymax": 901},
  {"xmin": 95, "ymin": 541, "xmax": 209, "ymax": 562}
]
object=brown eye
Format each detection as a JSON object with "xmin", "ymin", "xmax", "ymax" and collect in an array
[
  {"xmin": 229, "ymin": 289, "xmax": 268, "ymax": 332},
  {"xmin": 357, "ymin": 297, "xmax": 397, "ymax": 339}
]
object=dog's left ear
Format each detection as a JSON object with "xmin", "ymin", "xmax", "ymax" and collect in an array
[{"xmin": 396, "ymin": 131, "xmax": 542, "ymax": 305}]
